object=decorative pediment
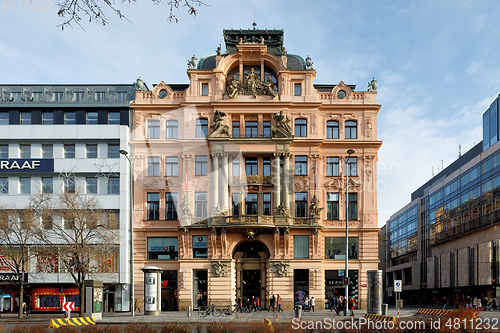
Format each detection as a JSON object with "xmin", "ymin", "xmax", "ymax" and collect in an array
[
  {"xmin": 331, "ymin": 81, "xmax": 354, "ymax": 100},
  {"xmin": 143, "ymin": 178, "xmax": 166, "ymax": 190},
  {"xmin": 152, "ymin": 81, "xmax": 173, "ymax": 99}
]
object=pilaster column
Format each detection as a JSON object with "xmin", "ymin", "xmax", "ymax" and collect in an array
[
  {"xmin": 274, "ymin": 153, "xmax": 281, "ymax": 211},
  {"xmin": 282, "ymin": 153, "xmax": 291, "ymax": 211},
  {"xmin": 220, "ymin": 153, "xmax": 229, "ymax": 212},
  {"xmin": 211, "ymin": 154, "xmax": 219, "ymax": 214}
]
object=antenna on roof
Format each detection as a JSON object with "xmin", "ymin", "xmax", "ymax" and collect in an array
[
  {"xmin": 432, "ymin": 166, "xmax": 435, "ymax": 176},
  {"xmin": 253, "ymin": 8, "xmax": 257, "ymax": 30},
  {"xmin": 441, "ymin": 160, "xmax": 444, "ymax": 169},
  {"xmin": 459, "ymin": 145, "xmax": 461, "ymax": 158}
]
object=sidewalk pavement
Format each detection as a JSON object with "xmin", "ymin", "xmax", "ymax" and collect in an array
[{"xmin": 0, "ymin": 306, "xmax": 418, "ymax": 324}]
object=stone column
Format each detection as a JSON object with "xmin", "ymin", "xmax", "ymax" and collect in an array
[
  {"xmin": 282, "ymin": 153, "xmax": 291, "ymax": 212},
  {"xmin": 236, "ymin": 260, "xmax": 242, "ymax": 299},
  {"xmin": 211, "ymin": 154, "xmax": 219, "ymax": 214},
  {"xmin": 274, "ymin": 153, "xmax": 281, "ymax": 211},
  {"xmin": 220, "ymin": 153, "xmax": 229, "ymax": 212},
  {"xmin": 260, "ymin": 261, "xmax": 266, "ymax": 309}
]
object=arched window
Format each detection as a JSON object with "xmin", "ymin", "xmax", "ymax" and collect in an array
[
  {"xmin": 295, "ymin": 118, "xmax": 307, "ymax": 137},
  {"xmin": 326, "ymin": 120, "xmax": 339, "ymax": 139},
  {"xmin": 345, "ymin": 120, "xmax": 357, "ymax": 139},
  {"xmin": 148, "ymin": 120, "xmax": 160, "ymax": 139},
  {"xmin": 196, "ymin": 118, "xmax": 208, "ymax": 137},
  {"xmin": 166, "ymin": 120, "xmax": 178, "ymax": 139}
]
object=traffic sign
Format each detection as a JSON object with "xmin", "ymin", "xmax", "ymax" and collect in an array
[
  {"xmin": 394, "ymin": 280, "xmax": 402, "ymax": 292},
  {"xmin": 63, "ymin": 302, "xmax": 75, "ymax": 312},
  {"xmin": 343, "ymin": 277, "xmax": 350, "ymax": 286}
]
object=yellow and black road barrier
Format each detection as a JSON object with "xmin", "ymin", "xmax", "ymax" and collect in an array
[
  {"xmin": 417, "ymin": 308, "xmax": 453, "ymax": 316},
  {"xmin": 363, "ymin": 313, "xmax": 397, "ymax": 323},
  {"xmin": 48, "ymin": 317, "xmax": 96, "ymax": 328}
]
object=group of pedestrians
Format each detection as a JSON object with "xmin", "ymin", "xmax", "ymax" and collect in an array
[
  {"xmin": 235, "ymin": 295, "xmax": 261, "ymax": 312},
  {"xmin": 328, "ymin": 295, "xmax": 356, "ymax": 316},
  {"xmin": 269, "ymin": 294, "xmax": 283, "ymax": 312}
]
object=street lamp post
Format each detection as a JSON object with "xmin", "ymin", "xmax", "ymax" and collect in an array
[
  {"xmin": 345, "ymin": 149, "xmax": 355, "ymax": 303},
  {"xmin": 120, "ymin": 149, "xmax": 135, "ymax": 316}
]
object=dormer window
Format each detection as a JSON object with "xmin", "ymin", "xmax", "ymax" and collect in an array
[{"xmin": 201, "ymin": 83, "xmax": 209, "ymax": 96}]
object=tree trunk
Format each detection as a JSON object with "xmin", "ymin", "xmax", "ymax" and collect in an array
[
  {"xmin": 19, "ymin": 282, "xmax": 24, "ymax": 320},
  {"xmin": 79, "ymin": 284, "xmax": 85, "ymax": 317}
]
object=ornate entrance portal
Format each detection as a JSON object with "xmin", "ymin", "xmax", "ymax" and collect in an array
[{"xmin": 233, "ymin": 241, "xmax": 269, "ymax": 308}]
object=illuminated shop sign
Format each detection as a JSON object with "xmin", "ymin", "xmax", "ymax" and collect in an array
[{"xmin": 0, "ymin": 159, "xmax": 54, "ymax": 172}]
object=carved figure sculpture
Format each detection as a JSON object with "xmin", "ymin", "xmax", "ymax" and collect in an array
[
  {"xmin": 226, "ymin": 71, "xmax": 277, "ymax": 99},
  {"xmin": 187, "ymin": 55, "xmax": 198, "ymax": 69},
  {"xmin": 216, "ymin": 44, "xmax": 221, "ymax": 56},
  {"xmin": 305, "ymin": 55, "xmax": 314, "ymax": 70},
  {"xmin": 274, "ymin": 262, "xmax": 288, "ymax": 277},
  {"xmin": 212, "ymin": 261, "xmax": 225, "ymax": 277},
  {"xmin": 180, "ymin": 193, "xmax": 192, "ymax": 218},
  {"xmin": 367, "ymin": 77, "xmax": 377, "ymax": 92},
  {"xmin": 245, "ymin": 68, "xmax": 259, "ymax": 97},
  {"xmin": 275, "ymin": 203, "xmax": 288, "ymax": 216},
  {"xmin": 226, "ymin": 76, "xmax": 240, "ymax": 99},
  {"xmin": 208, "ymin": 110, "xmax": 230, "ymax": 138},
  {"xmin": 272, "ymin": 111, "xmax": 292, "ymax": 136},
  {"xmin": 309, "ymin": 195, "xmax": 324, "ymax": 218}
]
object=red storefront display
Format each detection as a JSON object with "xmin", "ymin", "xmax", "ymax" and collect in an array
[{"xmin": 31, "ymin": 286, "xmax": 80, "ymax": 311}]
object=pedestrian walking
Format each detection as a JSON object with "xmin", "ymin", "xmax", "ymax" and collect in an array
[
  {"xmin": 277, "ymin": 295, "xmax": 282, "ymax": 312},
  {"xmin": 250, "ymin": 296, "xmax": 257, "ymax": 312},
  {"xmin": 329, "ymin": 295, "xmax": 335, "ymax": 312},
  {"xmin": 22, "ymin": 302, "xmax": 27, "ymax": 318},
  {"xmin": 443, "ymin": 297, "xmax": 448, "ymax": 310},
  {"xmin": 256, "ymin": 296, "xmax": 261, "ymax": 311},
  {"xmin": 342, "ymin": 296, "xmax": 348, "ymax": 316},
  {"xmin": 270, "ymin": 295, "xmax": 276, "ymax": 311},
  {"xmin": 310, "ymin": 297, "xmax": 315, "ymax": 312},
  {"xmin": 349, "ymin": 297, "xmax": 355, "ymax": 316},
  {"xmin": 243, "ymin": 296, "xmax": 249, "ymax": 313}
]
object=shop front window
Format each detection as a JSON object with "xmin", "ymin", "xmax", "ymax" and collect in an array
[
  {"xmin": 160, "ymin": 270, "xmax": 178, "ymax": 311},
  {"xmin": 294, "ymin": 269, "xmax": 309, "ymax": 307},
  {"xmin": 147, "ymin": 237, "xmax": 178, "ymax": 260},
  {"xmin": 324, "ymin": 270, "xmax": 358, "ymax": 308},
  {"xmin": 193, "ymin": 235, "xmax": 208, "ymax": 258},
  {"xmin": 193, "ymin": 269, "xmax": 208, "ymax": 310}
]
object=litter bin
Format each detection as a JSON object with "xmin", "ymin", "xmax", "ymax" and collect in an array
[
  {"xmin": 187, "ymin": 306, "xmax": 192, "ymax": 317},
  {"xmin": 382, "ymin": 303, "xmax": 388, "ymax": 316},
  {"xmin": 295, "ymin": 305, "xmax": 302, "ymax": 319}
]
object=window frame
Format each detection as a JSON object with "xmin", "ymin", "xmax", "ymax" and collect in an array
[
  {"xmin": 86, "ymin": 144, "xmax": 98, "ymax": 158},
  {"xmin": 295, "ymin": 192, "xmax": 308, "ymax": 217},
  {"xmin": 107, "ymin": 177, "xmax": 120, "ymax": 194},
  {"xmin": 294, "ymin": 118, "xmax": 307, "ymax": 137},
  {"xmin": 42, "ymin": 144, "xmax": 53, "ymax": 159},
  {"xmin": 42, "ymin": 112, "xmax": 54, "ymax": 125},
  {"xmin": 86, "ymin": 112, "xmax": 98, "ymax": 124},
  {"xmin": 326, "ymin": 193, "xmax": 339, "ymax": 220},
  {"xmin": 64, "ymin": 144, "xmax": 75, "ymax": 159},
  {"xmin": 20, "ymin": 144, "xmax": 31, "ymax": 159},
  {"xmin": 293, "ymin": 235, "xmax": 309, "ymax": 259},
  {"xmin": 245, "ymin": 193, "xmax": 258, "ymax": 215},
  {"xmin": 166, "ymin": 120, "xmax": 178, "ymax": 139},
  {"xmin": 195, "ymin": 155, "xmax": 208, "ymax": 176},
  {"xmin": 165, "ymin": 156, "xmax": 178, "ymax": 177},
  {"xmin": 326, "ymin": 157, "xmax": 339, "ymax": 177},
  {"xmin": 86, "ymin": 177, "xmax": 98, "ymax": 194},
  {"xmin": 64, "ymin": 112, "xmax": 76, "ymax": 125},
  {"xmin": 147, "ymin": 193, "xmax": 160, "ymax": 220},
  {"xmin": 108, "ymin": 144, "xmax": 120, "ymax": 158},
  {"xmin": 42, "ymin": 177, "xmax": 53, "ymax": 194},
  {"xmin": 195, "ymin": 192, "xmax": 207, "ymax": 218},
  {"xmin": 148, "ymin": 157, "xmax": 160, "ymax": 177},
  {"xmin": 165, "ymin": 193, "xmax": 178, "ymax": 220},
  {"xmin": 196, "ymin": 118, "xmax": 208, "ymax": 137},
  {"xmin": 148, "ymin": 120, "xmax": 161, "ymax": 139},
  {"xmin": 326, "ymin": 120, "xmax": 339, "ymax": 139},
  {"xmin": 345, "ymin": 120, "xmax": 357, "ymax": 139},
  {"xmin": 295, "ymin": 155, "xmax": 308, "ymax": 176}
]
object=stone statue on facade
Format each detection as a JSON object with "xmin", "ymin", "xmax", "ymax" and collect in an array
[
  {"xmin": 305, "ymin": 55, "xmax": 314, "ymax": 70},
  {"xmin": 274, "ymin": 262, "xmax": 288, "ymax": 277},
  {"xmin": 225, "ymin": 69, "xmax": 277, "ymax": 99},
  {"xmin": 367, "ymin": 77, "xmax": 377, "ymax": 92},
  {"xmin": 134, "ymin": 76, "xmax": 145, "ymax": 91},
  {"xmin": 211, "ymin": 203, "xmax": 228, "ymax": 216},
  {"xmin": 226, "ymin": 75, "xmax": 240, "ymax": 99},
  {"xmin": 187, "ymin": 55, "xmax": 198, "ymax": 69},
  {"xmin": 208, "ymin": 110, "xmax": 230, "ymax": 138},
  {"xmin": 275, "ymin": 203, "xmax": 288, "ymax": 216},
  {"xmin": 245, "ymin": 68, "xmax": 259, "ymax": 97},
  {"xmin": 272, "ymin": 111, "xmax": 292, "ymax": 137},
  {"xmin": 309, "ymin": 195, "xmax": 323, "ymax": 218},
  {"xmin": 216, "ymin": 44, "xmax": 221, "ymax": 56}
]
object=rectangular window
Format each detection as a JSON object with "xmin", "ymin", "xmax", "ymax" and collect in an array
[
  {"xmin": 196, "ymin": 119, "xmax": 208, "ymax": 137},
  {"xmin": 148, "ymin": 120, "xmax": 160, "ymax": 139},
  {"xmin": 74, "ymin": 92, "xmax": 85, "ymax": 101},
  {"xmin": 326, "ymin": 120, "xmax": 339, "ymax": 139},
  {"xmin": 95, "ymin": 92, "xmax": 106, "ymax": 102},
  {"xmin": 165, "ymin": 157, "xmax": 178, "ymax": 176},
  {"xmin": 147, "ymin": 193, "xmax": 160, "ymax": 220},
  {"xmin": 64, "ymin": 144, "xmax": 75, "ymax": 158},
  {"xmin": 20, "ymin": 112, "xmax": 31, "ymax": 125},
  {"xmin": 147, "ymin": 237, "xmax": 178, "ymax": 260},
  {"xmin": 232, "ymin": 193, "xmax": 240, "ymax": 216},
  {"xmin": 326, "ymin": 193, "xmax": 339, "ymax": 220},
  {"xmin": 86, "ymin": 177, "xmax": 97, "ymax": 194},
  {"xmin": 148, "ymin": 157, "xmax": 160, "ymax": 176},
  {"xmin": 201, "ymin": 83, "xmax": 209, "ymax": 96},
  {"xmin": 195, "ymin": 155, "xmax": 208, "ymax": 175},
  {"xmin": 326, "ymin": 157, "xmax": 339, "ymax": 176},
  {"xmin": 232, "ymin": 121, "xmax": 240, "ymax": 138},
  {"xmin": 0, "ymin": 113, "xmax": 9, "ymax": 125},
  {"xmin": 20, "ymin": 177, "xmax": 30, "ymax": 194},
  {"xmin": 40, "ymin": 145, "xmax": 51, "ymax": 159},
  {"xmin": 195, "ymin": 192, "xmax": 207, "ymax": 218},
  {"xmin": 0, "ymin": 145, "xmax": 7, "ymax": 159},
  {"xmin": 166, "ymin": 120, "xmax": 178, "ymax": 139},
  {"xmin": 53, "ymin": 92, "xmax": 63, "ymax": 101},
  {"xmin": 108, "ymin": 144, "xmax": 120, "ymax": 158},
  {"xmin": 346, "ymin": 157, "xmax": 357, "ymax": 176},
  {"xmin": 295, "ymin": 192, "xmax": 308, "ymax": 217},
  {"xmin": 345, "ymin": 121, "xmax": 357, "ymax": 139},
  {"xmin": 64, "ymin": 112, "xmax": 76, "ymax": 124},
  {"xmin": 294, "ymin": 83, "xmax": 302, "ymax": 96},
  {"xmin": 193, "ymin": 235, "xmax": 208, "ymax": 258},
  {"xmin": 165, "ymin": 193, "xmax": 178, "ymax": 220},
  {"xmin": 232, "ymin": 158, "xmax": 240, "ymax": 177},
  {"xmin": 42, "ymin": 112, "xmax": 54, "ymax": 125},
  {"xmin": 295, "ymin": 155, "xmax": 308, "ymax": 175},
  {"xmin": 294, "ymin": 235, "xmax": 309, "ymax": 258},
  {"xmin": 263, "ymin": 193, "xmax": 271, "ymax": 215},
  {"xmin": 20, "ymin": 144, "xmax": 31, "ymax": 158},
  {"xmin": 0, "ymin": 178, "xmax": 8, "ymax": 194},
  {"xmin": 325, "ymin": 237, "xmax": 358, "ymax": 259},
  {"xmin": 86, "ymin": 112, "xmax": 98, "ymax": 124},
  {"xmin": 263, "ymin": 157, "xmax": 271, "ymax": 177},
  {"xmin": 42, "ymin": 215, "xmax": 53, "ymax": 229},
  {"xmin": 295, "ymin": 119, "xmax": 307, "ymax": 137},
  {"xmin": 108, "ymin": 177, "xmax": 119, "ymax": 194},
  {"xmin": 42, "ymin": 177, "xmax": 53, "ymax": 194},
  {"xmin": 245, "ymin": 193, "xmax": 258, "ymax": 215},
  {"xmin": 263, "ymin": 121, "xmax": 271, "ymax": 138},
  {"xmin": 117, "ymin": 92, "xmax": 128, "ymax": 102},
  {"xmin": 64, "ymin": 177, "xmax": 75, "ymax": 193},
  {"xmin": 108, "ymin": 112, "xmax": 120, "ymax": 124},
  {"xmin": 245, "ymin": 121, "xmax": 258, "ymax": 138},
  {"xmin": 245, "ymin": 157, "xmax": 258, "ymax": 175},
  {"xmin": 348, "ymin": 193, "xmax": 358, "ymax": 220},
  {"xmin": 86, "ymin": 144, "xmax": 98, "ymax": 158}
]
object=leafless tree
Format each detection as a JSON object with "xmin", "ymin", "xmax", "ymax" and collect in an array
[
  {"xmin": 32, "ymin": 189, "xmax": 120, "ymax": 317},
  {"xmin": 56, "ymin": 0, "xmax": 208, "ymax": 30},
  {"xmin": 0, "ymin": 197, "xmax": 50, "ymax": 319}
]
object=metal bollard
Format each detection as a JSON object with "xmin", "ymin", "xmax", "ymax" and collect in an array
[
  {"xmin": 382, "ymin": 303, "xmax": 388, "ymax": 315},
  {"xmin": 294, "ymin": 305, "xmax": 302, "ymax": 319},
  {"xmin": 187, "ymin": 306, "xmax": 191, "ymax": 317}
]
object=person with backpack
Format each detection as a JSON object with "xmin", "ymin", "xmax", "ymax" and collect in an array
[{"xmin": 342, "ymin": 296, "xmax": 348, "ymax": 316}]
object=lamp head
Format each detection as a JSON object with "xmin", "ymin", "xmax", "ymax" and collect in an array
[
  {"xmin": 347, "ymin": 149, "xmax": 355, "ymax": 155},
  {"xmin": 119, "ymin": 150, "xmax": 128, "ymax": 156}
]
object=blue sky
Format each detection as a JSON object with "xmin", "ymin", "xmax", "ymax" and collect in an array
[{"xmin": 2, "ymin": 0, "xmax": 500, "ymax": 226}]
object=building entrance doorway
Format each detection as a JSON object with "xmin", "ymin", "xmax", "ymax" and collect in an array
[{"xmin": 242, "ymin": 270, "xmax": 261, "ymax": 299}]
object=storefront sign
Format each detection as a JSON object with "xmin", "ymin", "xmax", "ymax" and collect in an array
[
  {"xmin": 0, "ymin": 273, "xmax": 28, "ymax": 283},
  {"xmin": 193, "ymin": 236, "xmax": 207, "ymax": 248},
  {"xmin": 0, "ymin": 159, "xmax": 54, "ymax": 172}
]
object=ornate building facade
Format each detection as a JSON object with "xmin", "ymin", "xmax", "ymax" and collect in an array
[{"xmin": 131, "ymin": 28, "xmax": 381, "ymax": 311}]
